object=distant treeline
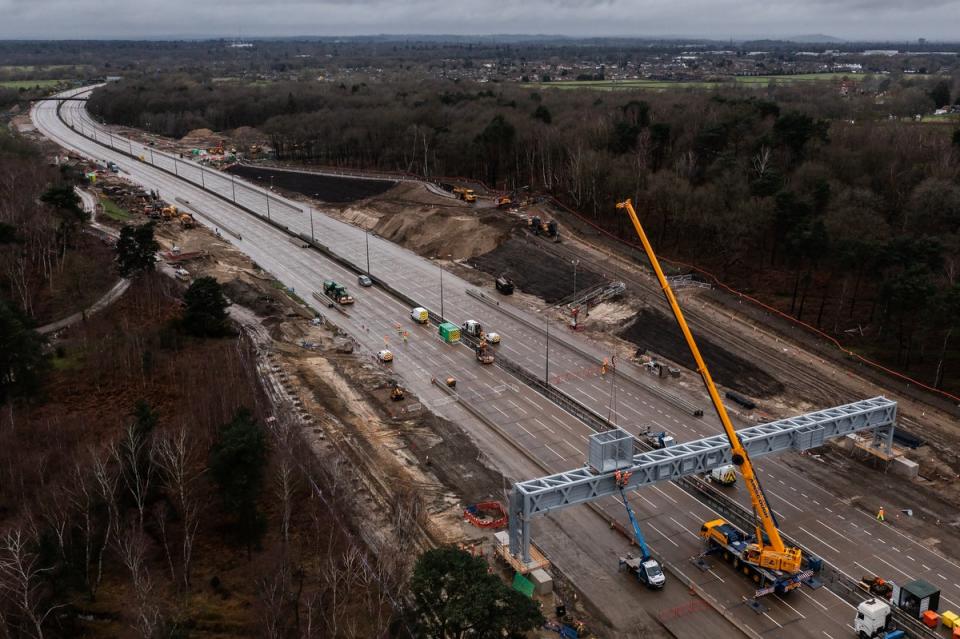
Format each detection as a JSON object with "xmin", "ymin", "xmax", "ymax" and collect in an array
[{"xmin": 90, "ymin": 75, "xmax": 960, "ymax": 393}]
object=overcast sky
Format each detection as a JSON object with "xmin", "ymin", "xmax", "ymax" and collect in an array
[{"xmin": 2, "ymin": 0, "xmax": 958, "ymax": 41}]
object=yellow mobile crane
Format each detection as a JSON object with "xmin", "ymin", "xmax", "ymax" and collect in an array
[{"xmin": 617, "ymin": 200, "xmax": 806, "ymax": 594}]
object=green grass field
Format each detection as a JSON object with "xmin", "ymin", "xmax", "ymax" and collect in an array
[
  {"xmin": 921, "ymin": 113, "xmax": 960, "ymax": 123},
  {"xmin": 99, "ymin": 197, "xmax": 132, "ymax": 221},
  {"xmin": 522, "ymin": 73, "xmax": 863, "ymax": 91},
  {"xmin": 0, "ymin": 79, "xmax": 65, "ymax": 89}
]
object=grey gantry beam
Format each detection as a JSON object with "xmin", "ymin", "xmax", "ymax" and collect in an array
[{"xmin": 508, "ymin": 396, "xmax": 896, "ymax": 561}]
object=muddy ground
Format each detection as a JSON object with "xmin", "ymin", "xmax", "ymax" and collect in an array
[
  {"xmin": 226, "ymin": 163, "xmax": 396, "ymax": 203},
  {"xmin": 618, "ymin": 307, "xmax": 785, "ymax": 399},
  {"xmin": 469, "ymin": 235, "xmax": 608, "ymax": 304}
]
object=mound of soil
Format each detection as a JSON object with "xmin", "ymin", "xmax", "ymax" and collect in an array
[
  {"xmin": 619, "ymin": 308, "xmax": 785, "ymax": 399},
  {"xmin": 227, "ymin": 164, "xmax": 396, "ymax": 204},
  {"xmin": 469, "ymin": 236, "xmax": 607, "ymax": 304}
]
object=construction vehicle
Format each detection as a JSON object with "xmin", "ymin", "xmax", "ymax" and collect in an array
[
  {"xmin": 614, "ymin": 470, "xmax": 666, "ymax": 589},
  {"xmin": 475, "ymin": 339, "xmax": 495, "ymax": 364},
  {"xmin": 708, "ymin": 464, "xmax": 737, "ymax": 486},
  {"xmin": 644, "ymin": 431, "xmax": 675, "ymax": 449},
  {"xmin": 855, "ymin": 599, "xmax": 904, "ymax": 639},
  {"xmin": 462, "ymin": 319, "xmax": 497, "ymax": 341},
  {"xmin": 410, "ymin": 307, "xmax": 429, "ymax": 324},
  {"xmin": 453, "ymin": 187, "xmax": 477, "ymax": 203},
  {"xmin": 526, "ymin": 216, "xmax": 560, "ymax": 240},
  {"xmin": 495, "ymin": 275, "xmax": 515, "ymax": 295},
  {"xmin": 161, "ymin": 205, "xmax": 179, "ymax": 221},
  {"xmin": 390, "ymin": 385, "xmax": 405, "ymax": 401},
  {"xmin": 617, "ymin": 199, "xmax": 808, "ymax": 596},
  {"xmin": 439, "ymin": 322, "xmax": 461, "ymax": 344},
  {"xmin": 496, "ymin": 195, "xmax": 513, "ymax": 209},
  {"xmin": 861, "ymin": 576, "xmax": 894, "ymax": 600},
  {"xmin": 178, "ymin": 213, "xmax": 196, "ymax": 229},
  {"xmin": 377, "ymin": 349, "xmax": 393, "ymax": 363},
  {"xmin": 322, "ymin": 280, "xmax": 354, "ymax": 305}
]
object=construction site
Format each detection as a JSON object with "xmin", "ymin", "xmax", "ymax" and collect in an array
[{"xmin": 19, "ymin": 87, "xmax": 960, "ymax": 639}]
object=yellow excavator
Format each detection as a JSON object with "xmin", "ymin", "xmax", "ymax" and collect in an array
[{"xmin": 617, "ymin": 200, "xmax": 805, "ymax": 594}]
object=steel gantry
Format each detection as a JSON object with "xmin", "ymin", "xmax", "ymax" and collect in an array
[{"xmin": 508, "ymin": 396, "xmax": 896, "ymax": 561}]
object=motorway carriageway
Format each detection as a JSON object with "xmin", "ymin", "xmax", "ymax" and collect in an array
[{"xmin": 37, "ymin": 91, "xmax": 960, "ymax": 638}]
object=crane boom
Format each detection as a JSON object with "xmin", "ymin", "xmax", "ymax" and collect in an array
[{"xmin": 616, "ymin": 199, "xmax": 801, "ymax": 574}]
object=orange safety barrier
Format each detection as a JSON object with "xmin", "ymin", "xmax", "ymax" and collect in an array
[{"xmin": 463, "ymin": 501, "xmax": 508, "ymax": 529}]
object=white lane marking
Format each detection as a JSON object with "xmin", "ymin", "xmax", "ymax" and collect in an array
[
  {"xmin": 563, "ymin": 440, "xmax": 580, "ymax": 454},
  {"xmin": 816, "ymin": 519, "xmax": 849, "ymax": 540},
  {"xmin": 651, "ymin": 484, "xmax": 678, "ymax": 504},
  {"xmin": 872, "ymin": 555, "xmax": 913, "ymax": 580},
  {"xmin": 768, "ymin": 489, "xmax": 803, "ymax": 512},
  {"xmin": 633, "ymin": 491, "xmax": 658, "ymax": 510},
  {"xmin": 799, "ymin": 527, "xmax": 839, "ymax": 553},
  {"xmin": 543, "ymin": 444, "xmax": 565, "ymax": 461},
  {"xmin": 507, "ymin": 399, "xmax": 528, "ymax": 415},
  {"xmin": 762, "ymin": 612, "xmax": 783, "ymax": 628},
  {"xmin": 516, "ymin": 423, "xmax": 537, "ymax": 438},
  {"xmin": 707, "ymin": 568, "xmax": 725, "ymax": 583},
  {"xmin": 943, "ymin": 596, "xmax": 960, "ymax": 609},
  {"xmin": 580, "ymin": 389, "xmax": 599, "ymax": 402},
  {"xmin": 774, "ymin": 594, "xmax": 806, "ymax": 619},
  {"xmin": 648, "ymin": 523, "xmax": 679, "ymax": 547},
  {"xmin": 669, "ymin": 516, "xmax": 698, "ymax": 539},
  {"xmin": 822, "ymin": 631, "xmax": 836, "ymax": 639},
  {"xmin": 532, "ymin": 418, "xmax": 553, "ymax": 434},
  {"xmin": 797, "ymin": 587, "xmax": 829, "ymax": 611}
]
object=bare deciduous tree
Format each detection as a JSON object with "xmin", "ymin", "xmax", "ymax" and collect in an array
[{"xmin": 0, "ymin": 529, "xmax": 65, "ymax": 639}]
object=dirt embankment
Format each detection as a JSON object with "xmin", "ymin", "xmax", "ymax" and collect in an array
[
  {"xmin": 618, "ymin": 308, "xmax": 785, "ymax": 399},
  {"xmin": 469, "ymin": 235, "xmax": 608, "ymax": 304},
  {"xmin": 226, "ymin": 163, "xmax": 396, "ymax": 203}
]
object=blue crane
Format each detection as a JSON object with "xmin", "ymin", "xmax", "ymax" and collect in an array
[{"xmin": 615, "ymin": 470, "xmax": 666, "ymax": 589}]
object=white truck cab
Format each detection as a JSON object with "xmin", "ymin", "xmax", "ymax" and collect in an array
[{"xmin": 855, "ymin": 598, "xmax": 893, "ymax": 638}]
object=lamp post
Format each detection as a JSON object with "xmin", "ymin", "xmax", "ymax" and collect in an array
[
  {"xmin": 266, "ymin": 176, "xmax": 273, "ymax": 220},
  {"xmin": 231, "ymin": 175, "xmax": 236, "ymax": 201},
  {"xmin": 365, "ymin": 228, "xmax": 371, "ymax": 275},
  {"xmin": 572, "ymin": 258, "xmax": 580, "ymax": 304},
  {"xmin": 545, "ymin": 311, "xmax": 551, "ymax": 385}
]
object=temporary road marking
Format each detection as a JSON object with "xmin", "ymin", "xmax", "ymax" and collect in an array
[
  {"xmin": 543, "ymin": 444, "xmax": 565, "ymax": 461},
  {"xmin": 763, "ymin": 612, "xmax": 783, "ymax": 628},
  {"xmin": 508, "ymin": 399, "xmax": 528, "ymax": 415},
  {"xmin": 799, "ymin": 527, "xmax": 839, "ymax": 553},
  {"xmin": 516, "ymin": 423, "xmax": 537, "ymax": 438},
  {"xmin": 651, "ymin": 485, "xmax": 678, "ymax": 504},
  {"xmin": 816, "ymin": 519, "xmax": 849, "ymax": 540},
  {"xmin": 872, "ymin": 555, "xmax": 912, "ymax": 580},
  {"xmin": 797, "ymin": 587, "xmax": 829, "ymax": 611},
  {"xmin": 634, "ymin": 491, "xmax": 658, "ymax": 510},
  {"xmin": 768, "ymin": 489, "xmax": 803, "ymax": 511},
  {"xmin": 669, "ymin": 517, "xmax": 698, "ymax": 539},
  {"xmin": 774, "ymin": 594, "xmax": 806, "ymax": 619},
  {"xmin": 708, "ymin": 568, "xmax": 726, "ymax": 583},
  {"xmin": 648, "ymin": 523, "xmax": 679, "ymax": 547},
  {"xmin": 533, "ymin": 418, "xmax": 553, "ymax": 434}
]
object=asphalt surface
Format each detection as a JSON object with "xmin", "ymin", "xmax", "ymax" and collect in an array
[{"xmin": 34, "ymin": 89, "xmax": 960, "ymax": 639}]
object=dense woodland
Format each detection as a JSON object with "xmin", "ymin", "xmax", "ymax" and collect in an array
[{"xmin": 89, "ymin": 74, "xmax": 960, "ymax": 393}]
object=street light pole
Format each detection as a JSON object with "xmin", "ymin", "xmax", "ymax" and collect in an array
[
  {"xmin": 440, "ymin": 263, "xmax": 445, "ymax": 320},
  {"xmin": 365, "ymin": 228, "xmax": 371, "ymax": 275},
  {"xmin": 572, "ymin": 258, "xmax": 580, "ymax": 303},
  {"xmin": 310, "ymin": 208, "xmax": 315, "ymax": 241},
  {"xmin": 266, "ymin": 176, "xmax": 273, "ymax": 220},
  {"xmin": 231, "ymin": 175, "xmax": 236, "ymax": 201},
  {"xmin": 200, "ymin": 165, "xmax": 206, "ymax": 189},
  {"xmin": 545, "ymin": 312, "xmax": 551, "ymax": 384}
]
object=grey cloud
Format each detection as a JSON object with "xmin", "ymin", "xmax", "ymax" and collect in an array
[{"xmin": 0, "ymin": 0, "xmax": 957, "ymax": 40}]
